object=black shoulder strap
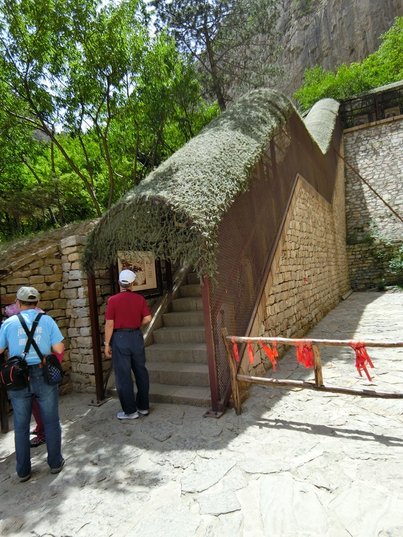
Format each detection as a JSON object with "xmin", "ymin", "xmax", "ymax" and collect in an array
[{"xmin": 17, "ymin": 313, "xmax": 45, "ymax": 360}]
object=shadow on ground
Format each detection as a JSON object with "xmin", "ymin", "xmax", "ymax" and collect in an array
[{"xmin": 0, "ymin": 291, "xmax": 402, "ymax": 536}]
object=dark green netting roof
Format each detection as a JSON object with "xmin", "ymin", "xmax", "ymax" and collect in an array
[{"xmin": 84, "ymin": 89, "xmax": 338, "ymax": 277}]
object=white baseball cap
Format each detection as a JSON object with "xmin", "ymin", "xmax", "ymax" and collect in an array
[
  {"xmin": 16, "ymin": 286, "xmax": 40, "ymax": 302},
  {"xmin": 119, "ymin": 269, "xmax": 136, "ymax": 285}
]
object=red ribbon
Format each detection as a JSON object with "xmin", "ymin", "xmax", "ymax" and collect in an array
[
  {"xmin": 350, "ymin": 342, "xmax": 374, "ymax": 381},
  {"xmin": 259, "ymin": 341, "xmax": 278, "ymax": 371},
  {"xmin": 296, "ymin": 342, "xmax": 314, "ymax": 368},
  {"xmin": 247, "ymin": 342, "xmax": 255, "ymax": 364},
  {"xmin": 231, "ymin": 337, "xmax": 240, "ymax": 362}
]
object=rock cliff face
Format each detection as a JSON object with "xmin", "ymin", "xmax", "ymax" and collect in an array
[{"xmin": 276, "ymin": 0, "xmax": 402, "ymax": 95}]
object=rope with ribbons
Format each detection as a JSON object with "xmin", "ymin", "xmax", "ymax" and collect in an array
[
  {"xmin": 349, "ymin": 342, "xmax": 375, "ymax": 381},
  {"xmin": 230, "ymin": 337, "xmax": 376, "ymax": 379}
]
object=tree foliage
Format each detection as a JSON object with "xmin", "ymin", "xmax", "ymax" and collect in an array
[
  {"xmin": 294, "ymin": 16, "xmax": 403, "ymax": 111},
  {"xmin": 151, "ymin": 0, "xmax": 280, "ymax": 111},
  {"xmin": 0, "ymin": 0, "xmax": 216, "ymax": 240}
]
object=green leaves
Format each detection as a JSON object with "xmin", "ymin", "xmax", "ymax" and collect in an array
[
  {"xmin": 294, "ymin": 16, "xmax": 403, "ymax": 111},
  {"xmin": 0, "ymin": 0, "xmax": 215, "ymax": 241},
  {"xmin": 151, "ymin": 0, "xmax": 279, "ymax": 111}
]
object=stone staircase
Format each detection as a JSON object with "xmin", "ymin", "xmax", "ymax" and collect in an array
[{"xmin": 146, "ymin": 272, "xmax": 211, "ymax": 407}]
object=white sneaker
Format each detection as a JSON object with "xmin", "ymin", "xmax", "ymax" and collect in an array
[
  {"xmin": 138, "ymin": 409, "xmax": 149, "ymax": 416},
  {"xmin": 117, "ymin": 411, "xmax": 139, "ymax": 420}
]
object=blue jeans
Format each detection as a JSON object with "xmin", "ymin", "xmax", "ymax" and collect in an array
[
  {"xmin": 8, "ymin": 364, "xmax": 63, "ymax": 477},
  {"xmin": 112, "ymin": 330, "xmax": 149, "ymax": 414}
]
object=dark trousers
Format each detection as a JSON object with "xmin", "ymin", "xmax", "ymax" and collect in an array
[
  {"xmin": 9, "ymin": 365, "xmax": 62, "ymax": 477},
  {"xmin": 111, "ymin": 330, "xmax": 149, "ymax": 414}
]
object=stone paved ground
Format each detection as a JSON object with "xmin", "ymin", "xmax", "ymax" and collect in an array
[{"xmin": 0, "ymin": 291, "xmax": 402, "ymax": 537}]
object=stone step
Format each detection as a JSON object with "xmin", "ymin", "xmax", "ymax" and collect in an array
[
  {"xmin": 162, "ymin": 311, "xmax": 204, "ymax": 327},
  {"xmin": 107, "ymin": 382, "xmax": 211, "ymax": 408},
  {"xmin": 107, "ymin": 276, "xmax": 210, "ymax": 408},
  {"xmin": 147, "ymin": 361, "xmax": 209, "ymax": 387},
  {"xmin": 171, "ymin": 296, "xmax": 204, "ymax": 312},
  {"xmin": 149, "ymin": 383, "xmax": 211, "ymax": 407},
  {"xmin": 179, "ymin": 284, "xmax": 202, "ymax": 298},
  {"xmin": 153, "ymin": 326, "xmax": 205, "ymax": 344},
  {"xmin": 146, "ymin": 343, "xmax": 208, "ymax": 363}
]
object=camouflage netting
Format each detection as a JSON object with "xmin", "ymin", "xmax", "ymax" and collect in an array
[
  {"xmin": 84, "ymin": 89, "xmax": 339, "ymax": 277},
  {"xmin": 304, "ymin": 98, "xmax": 340, "ymax": 154}
]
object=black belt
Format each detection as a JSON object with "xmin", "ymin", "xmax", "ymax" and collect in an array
[{"xmin": 114, "ymin": 328, "xmax": 140, "ymax": 332}]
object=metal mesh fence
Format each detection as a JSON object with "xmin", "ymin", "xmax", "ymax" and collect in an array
[{"xmin": 206, "ymin": 114, "xmax": 342, "ymax": 409}]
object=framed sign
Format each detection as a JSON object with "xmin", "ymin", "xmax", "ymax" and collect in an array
[{"xmin": 117, "ymin": 251, "xmax": 161, "ymax": 294}]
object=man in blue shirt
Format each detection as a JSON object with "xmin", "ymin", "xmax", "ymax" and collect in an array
[{"xmin": 0, "ymin": 286, "xmax": 65, "ymax": 482}]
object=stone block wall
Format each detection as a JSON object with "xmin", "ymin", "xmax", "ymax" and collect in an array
[
  {"xmin": 347, "ymin": 242, "xmax": 401, "ymax": 290},
  {"xmin": 0, "ymin": 243, "xmax": 72, "ymax": 393},
  {"xmin": 344, "ymin": 116, "xmax": 403, "ymax": 289},
  {"xmin": 245, "ymin": 158, "xmax": 350, "ymax": 376},
  {"xmin": 0, "ymin": 222, "xmax": 161, "ymax": 396},
  {"xmin": 60, "ymin": 235, "xmax": 112, "ymax": 393},
  {"xmin": 0, "ymin": 221, "xmax": 113, "ymax": 394}
]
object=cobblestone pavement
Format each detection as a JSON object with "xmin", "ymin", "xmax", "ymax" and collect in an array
[{"xmin": 1, "ymin": 291, "xmax": 402, "ymax": 537}]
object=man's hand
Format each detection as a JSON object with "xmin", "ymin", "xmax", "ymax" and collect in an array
[
  {"xmin": 104, "ymin": 343, "xmax": 112, "ymax": 358},
  {"xmin": 141, "ymin": 315, "xmax": 152, "ymax": 326},
  {"xmin": 104, "ymin": 319, "xmax": 114, "ymax": 358}
]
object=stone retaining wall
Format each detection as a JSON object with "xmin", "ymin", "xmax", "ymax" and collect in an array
[
  {"xmin": 246, "ymin": 156, "xmax": 350, "ymax": 376},
  {"xmin": 60, "ymin": 234, "xmax": 112, "ymax": 393},
  {"xmin": 0, "ymin": 222, "xmax": 112, "ymax": 394},
  {"xmin": 1, "ymin": 242, "xmax": 71, "ymax": 393},
  {"xmin": 1, "ymin": 224, "xmax": 163, "ymax": 395},
  {"xmin": 344, "ymin": 116, "xmax": 403, "ymax": 289}
]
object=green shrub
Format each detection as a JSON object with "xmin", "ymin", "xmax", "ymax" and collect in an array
[
  {"xmin": 294, "ymin": 17, "xmax": 403, "ymax": 111},
  {"xmin": 389, "ymin": 245, "xmax": 403, "ymax": 283}
]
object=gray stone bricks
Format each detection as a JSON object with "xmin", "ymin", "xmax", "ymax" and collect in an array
[
  {"xmin": 344, "ymin": 117, "xmax": 403, "ymax": 289},
  {"xmin": 0, "ymin": 220, "xmax": 110, "ymax": 394},
  {"xmin": 247, "ymin": 172, "xmax": 350, "ymax": 376}
]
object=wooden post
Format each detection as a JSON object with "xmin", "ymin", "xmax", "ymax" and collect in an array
[
  {"xmin": 225, "ymin": 335, "xmax": 403, "ymax": 402},
  {"xmin": 236, "ymin": 374, "xmax": 403, "ymax": 398},
  {"xmin": 202, "ymin": 276, "xmax": 221, "ymax": 412},
  {"xmin": 312, "ymin": 344, "xmax": 324, "ymax": 387},
  {"xmin": 222, "ymin": 328, "xmax": 242, "ymax": 415},
  {"xmin": 87, "ymin": 273, "xmax": 104, "ymax": 404}
]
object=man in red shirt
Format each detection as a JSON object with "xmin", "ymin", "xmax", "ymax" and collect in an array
[{"xmin": 104, "ymin": 269, "xmax": 152, "ymax": 420}]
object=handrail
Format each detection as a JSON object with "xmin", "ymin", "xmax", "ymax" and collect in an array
[
  {"xmin": 143, "ymin": 265, "xmax": 190, "ymax": 346},
  {"xmin": 229, "ymin": 335, "xmax": 403, "ymax": 347},
  {"xmin": 100, "ymin": 265, "xmax": 191, "ymax": 399},
  {"xmin": 222, "ymin": 329, "xmax": 403, "ymax": 415}
]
